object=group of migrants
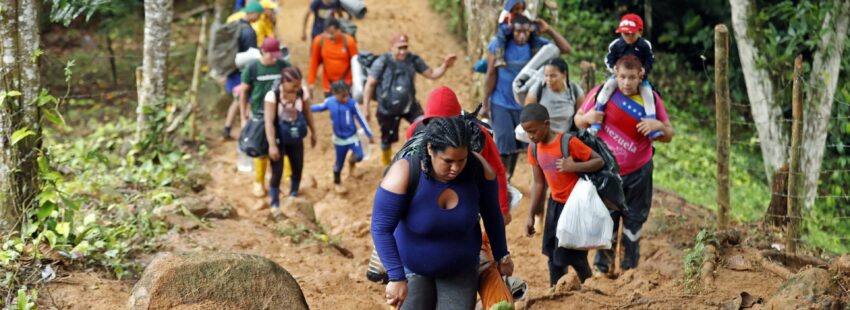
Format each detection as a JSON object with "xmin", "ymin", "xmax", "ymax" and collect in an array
[{"xmin": 211, "ymin": 0, "xmax": 674, "ymax": 308}]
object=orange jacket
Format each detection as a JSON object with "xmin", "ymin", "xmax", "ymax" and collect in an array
[{"xmin": 308, "ymin": 33, "xmax": 358, "ymax": 93}]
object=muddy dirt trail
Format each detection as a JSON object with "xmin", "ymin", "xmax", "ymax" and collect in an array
[{"xmin": 44, "ymin": 0, "xmax": 791, "ymax": 308}]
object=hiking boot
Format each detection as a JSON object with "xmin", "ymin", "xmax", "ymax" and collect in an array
[
  {"xmin": 223, "ymin": 126, "xmax": 232, "ymax": 140},
  {"xmin": 494, "ymin": 48, "xmax": 507, "ymax": 68},
  {"xmin": 253, "ymin": 183, "xmax": 267, "ymax": 198}
]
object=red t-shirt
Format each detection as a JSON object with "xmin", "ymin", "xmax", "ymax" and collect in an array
[
  {"xmin": 528, "ymin": 134, "xmax": 592, "ymax": 204},
  {"xmin": 579, "ymin": 85, "xmax": 668, "ymax": 175}
]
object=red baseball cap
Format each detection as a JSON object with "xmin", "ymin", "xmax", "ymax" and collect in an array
[
  {"xmin": 423, "ymin": 86, "xmax": 462, "ymax": 121},
  {"xmin": 390, "ymin": 33, "xmax": 410, "ymax": 48},
  {"xmin": 261, "ymin": 37, "xmax": 282, "ymax": 58},
  {"xmin": 615, "ymin": 13, "xmax": 643, "ymax": 34}
]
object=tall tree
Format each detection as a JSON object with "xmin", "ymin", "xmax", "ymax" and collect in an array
[
  {"xmin": 730, "ymin": 0, "xmax": 849, "ymax": 209},
  {"xmin": 136, "ymin": 0, "xmax": 173, "ymax": 142},
  {"xmin": 801, "ymin": 0, "xmax": 850, "ymax": 209},
  {"xmin": 0, "ymin": 0, "xmax": 42, "ymax": 230},
  {"xmin": 729, "ymin": 0, "xmax": 787, "ymax": 181}
]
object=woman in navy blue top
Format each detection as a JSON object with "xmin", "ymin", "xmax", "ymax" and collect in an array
[{"xmin": 371, "ymin": 116, "xmax": 512, "ymax": 309}]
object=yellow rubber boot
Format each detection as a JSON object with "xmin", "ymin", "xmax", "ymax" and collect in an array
[
  {"xmin": 253, "ymin": 158, "xmax": 268, "ymax": 197},
  {"xmin": 283, "ymin": 156, "xmax": 292, "ymax": 179},
  {"xmin": 381, "ymin": 148, "xmax": 393, "ymax": 167}
]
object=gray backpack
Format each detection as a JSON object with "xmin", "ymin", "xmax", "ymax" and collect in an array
[{"xmin": 376, "ymin": 54, "xmax": 416, "ymax": 116}]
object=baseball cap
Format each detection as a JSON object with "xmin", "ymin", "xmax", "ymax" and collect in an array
[
  {"xmin": 261, "ymin": 37, "xmax": 282, "ymax": 58},
  {"xmin": 423, "ymin": 86, "xmax": 462, "ymax": 122},
  {"xmin": 391, "ymin": 33, "xmax": 409, "ymax": 48},
  {"xmin": 615, "ymin": 13, "xmax": 643, "ymax": 34},
  {"xmin": 242, "ymin": 1, "xmax": 264, "ymax": 13},
  {"xmin": 259, "ymin": 0, "xmax": 278, "ymax": 10}
]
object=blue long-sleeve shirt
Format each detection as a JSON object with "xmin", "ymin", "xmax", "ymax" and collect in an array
[
  {"xmin": 311, "ymin": 96, "xmax": 373, "ymax": 142},
  {"xmin": 371, "ymin": 156, "xmax": 508, "ymax": 281},
  {"xmin": 605, "ymin": 37, "xmax": 654, "ymax": 76}
]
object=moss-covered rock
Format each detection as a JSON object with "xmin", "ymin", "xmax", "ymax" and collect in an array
[{"xmin": 128, "ymin": 252, "xmax": 308, "ymax": 310}]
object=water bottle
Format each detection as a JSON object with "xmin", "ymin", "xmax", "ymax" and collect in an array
[
  {"xmin": 236, "ymin": 146, "xmax": 253, "ymax": 173},
  {"xmin": 589, "ymin": 101, "xmax": 605, "ymax": 134}
]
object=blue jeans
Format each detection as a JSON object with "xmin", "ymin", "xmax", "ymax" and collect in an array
[{"xmin": 334, "ymin": 141, "xmax": 364, "ymax": 173}]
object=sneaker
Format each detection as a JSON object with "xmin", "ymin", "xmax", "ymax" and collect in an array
[
  {"xmin": 335, "ymin": 184, "xmax": 348, "ymax": 194},
  {"xmin": 271, "ymin": 206, "xmax": 280, "ymax": 220},
  {"xmin": 252, "ymin": 183, "xmax": 266, "ymax": 198}
]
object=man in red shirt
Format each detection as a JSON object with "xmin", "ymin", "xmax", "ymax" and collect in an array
[{"xmin": 308, "ymin": 18, "xmax": 357, "ymax": 98}]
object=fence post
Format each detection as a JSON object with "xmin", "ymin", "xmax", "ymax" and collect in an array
[
  {"xmin": 189, "ymin": 13, "xmax": 208, "ymax": 140},
  {"xmin": 715, "ymin": 24, "xmax": 730, "ymax": 230},
  {"xmin": 786, "ymin": 54, "xmax": 804, "ymax": 254},
  {"xmin": 579, "ymin": 61, "xmax": 595, "ymax": 98}
]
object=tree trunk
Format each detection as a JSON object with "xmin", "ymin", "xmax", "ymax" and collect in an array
[
  {"xmin": 729, "ymin": 0, "xmax": 788, "ymax": 181},
  {"xmin": 137, "ymin": 0, "xmax": 173, "ymax": 143},
  {"xmin": 463, "ymin": 0, "xmax": 501, "ymax": 105},
  {"xmin": 801, "ymin": 0, "xmax": 850, "ymax": 209},
  {"xmin": 0, "ymin": 0, "xmax": 41, "ymax": 230}
]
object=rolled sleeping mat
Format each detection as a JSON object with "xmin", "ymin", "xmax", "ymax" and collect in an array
[
  {"xmin": 341, "ymin": 0, "xmax": 367, "ymax": 19},
  {"xmin": 235, "ymin": 48, "xmax": 261, "ymax": 70},
  {"xmin": 511, "ymin": 43, "xmax": 559, "ymax": 97},
  {"xmin": 350, "ymin": 55, "xmax": 365, "ymax": 102},
  {"xmin": 512, "ymin": 67, "xmax": 544, "ymax": 104},
  {"xmin": 523, "ymin": 43, "xmax": 561, "ymax": 73}
]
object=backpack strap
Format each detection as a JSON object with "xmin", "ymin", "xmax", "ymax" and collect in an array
[
  {"xmin": 560, "ymin": 132, "xmax": 573, "ymax": 159},
  {"xmin": 406, "ymin": 156, "xmax": 421, "ymax": 199},
  {"xmin": 532, "ymin": 132, "xmax": 574, "ymax": 165},
  {"xmin": 248, "ymin": 60, "xmax": 259, "ymax": 86}
]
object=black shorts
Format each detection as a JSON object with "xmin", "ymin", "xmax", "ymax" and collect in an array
[{"xmin": 377, "ymin": 103, "xmax": 423, "ymax": 146}]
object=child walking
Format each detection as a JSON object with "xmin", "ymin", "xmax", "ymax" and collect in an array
[
  {"xmin": 311, "ymin": 81, "xmax": 373, "ymax": 193},
  {"xmin": 593, "ymin": 13, "xmax": 662, "ymax": 138},
  {"xmin": 520, "ymin": 103, "xmax": 604, "ymax": 287}
]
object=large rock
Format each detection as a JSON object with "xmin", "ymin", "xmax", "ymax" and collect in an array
[
  {"xmin": 128, "ymin": 252, "xmax": 308, "ymax": 310},
  {"xmin": 764, "ymin": 267, "xmax": 838, "ymax": 309}
]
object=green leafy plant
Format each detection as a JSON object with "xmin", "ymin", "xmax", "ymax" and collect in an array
[{"xmin": 683, "ymin": 229, "xmax": 715, "ymax": 294}]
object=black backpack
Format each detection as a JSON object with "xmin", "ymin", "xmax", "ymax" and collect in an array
[
  {"xmin": 530, "ymin": 131, "xmax": 626, "ymax": 211},
  {"xmin": 376, "ymin": 53, "xmax": 416, "ymax": 116}
]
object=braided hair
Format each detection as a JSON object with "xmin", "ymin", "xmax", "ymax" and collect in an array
[
  {"xmin": 275, "ymin": 66, "xmax": 304, "ymax": 99},
  {"xmin": 421, "ymin": 116, "xmax": 483, "ymax": 177}
]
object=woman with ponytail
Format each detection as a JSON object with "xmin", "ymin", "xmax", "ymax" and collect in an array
[
  {"xmin": 371, "ymin": 116, "xmax": 513, "ymax": 309},
  {"xmin": 524, "ymin": 57, "xmax": 585, "ymax": 133},
  {"xmin": 263, "ymin": 66, "xmax": 317, "ymax": 216}
]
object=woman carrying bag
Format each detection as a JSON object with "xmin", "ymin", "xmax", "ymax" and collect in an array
[{"xmin": 263, "ymin": 67, "xmax": 317, "ymax": 216}]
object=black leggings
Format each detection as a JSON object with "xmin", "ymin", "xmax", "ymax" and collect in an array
[{"xmin": 271, "ymin": 141, "xmax": 304, "ymax": 196}]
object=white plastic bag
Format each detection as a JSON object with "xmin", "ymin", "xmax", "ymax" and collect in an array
[
  {"xmin": 556, "ymin": 177, "xmax": 614, "ymax": 250},
  {"xmin": 357, "ymin": 128, "xmax": 371, "ymax": 160},
  {"xmin": 514, "ymin": 124, "xmax": 531, "ymax": 143}
]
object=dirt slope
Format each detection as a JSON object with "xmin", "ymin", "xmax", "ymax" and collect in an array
[{"xmin": 42, "ymin": 0, "xmax": 792, "ymax": 309}]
